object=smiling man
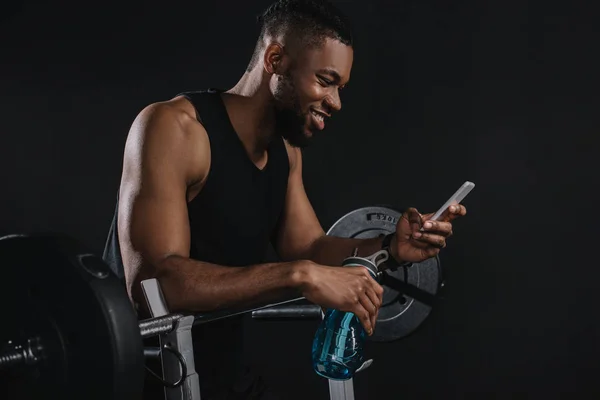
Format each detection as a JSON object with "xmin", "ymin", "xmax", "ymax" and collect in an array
[{"xmin": 103, "ymin": 0, "xmax": 465, "ymax": 398}]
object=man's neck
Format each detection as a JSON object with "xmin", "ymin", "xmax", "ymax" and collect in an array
[{"xmin": 225, "ymin": 70, "xmax": 277, "ymax": 158}]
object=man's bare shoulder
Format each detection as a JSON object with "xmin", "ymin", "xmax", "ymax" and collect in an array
[
  {"xmin": 129, "ymin": 96, "xmax": 207, "ymax": 145},
  {"xmin": 124, "ymin": 96, "xmax": 210, "ymax": 185}
]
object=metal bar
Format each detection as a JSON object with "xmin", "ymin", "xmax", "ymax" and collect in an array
[
  {"xmin": 329, "ymin": 379, "xmax": 355, "ymax": 400},
  {"xmin": 192, "ymin": 296, "xmax": 307, "ymax": 325},
  {"xmin": 139, "ymin": 314, "xmax": 184, "ymax": 339},
  {"xmin": 144, "ymin": 347, "xmax": 162, "ymax": 358},
  {"xmin": 251, "ymin": 305, "xmax": 321, "ymax": 319},
  {"xmin": 141, "ymin": 279, "xmax": 171, "ymax": 317},
  {"xmin": 138, "ymin": 299, "xmax": 312, "ymax": 335},
  {"xmin": 162, "ymin": 316, "xmax": 200, "ymax": 400},
  {"xmin": 140, "ymin": 279, "xmax": 200, "ymax": 400}
]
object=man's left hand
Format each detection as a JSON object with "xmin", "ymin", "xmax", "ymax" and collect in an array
[{"xmin": 389, "ymin": 204, "xmax": 467, "ymax": 264}]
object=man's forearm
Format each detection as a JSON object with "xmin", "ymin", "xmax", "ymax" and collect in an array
[
  {"xmin": 150, "ymin": 256, "xmax": 309, "ymax": 314},
  {"xmin": 307, "ymin": 234, "xmax": 388, "ymax": 266}
]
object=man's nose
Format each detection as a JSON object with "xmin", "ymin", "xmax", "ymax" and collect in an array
[{"xmin": 325, "ymin": 89, "xmax": 342, "ymax": 112}]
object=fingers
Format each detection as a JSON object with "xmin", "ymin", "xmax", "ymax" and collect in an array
[
  {"xmin": 353, "ymin": 302, "xmax": 374, "ymax": 336},
  {"xmin": 440, "ymin": 203, "xmax": 467, "ymax": 221},
  {"xmin": 418, "ymin": 212, "xmax": 461, "ymax": 249},
  {"xmin": 363, "ymin": 272, "xmax": 384, "ymax": 335},
  {"xmin": 363, "ymin": 287, "xmax": 382, "ymax": 332},
  {"xmin": 416, "ymin": 232, "xmax": 447, "ymax": 249},
  {"xmin": 353, "ymin": 269, "xmax": 384, "ymax": 335},
  {"xmin": 403, "ymin": 207, "xmax": 424, "ymax": 233},
  {"xmin": 357, "ymin": 291, "xmax": 382, "ymax": 336},
  {"xmin": 423, "ymin": 220, "xmax": 452, "ymax": 235}
]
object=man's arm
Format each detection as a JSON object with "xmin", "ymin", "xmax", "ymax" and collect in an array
[
  {"xmin": 118, "ymin": 102, "xmax": 303, "ymax": 314},
  {"xmin": 273, "ymin": 145, "xmax": 465, "ymax": 268},
  {"xmin": 273, "ymin": 145, "xmax": 386, "ymax": 266}
]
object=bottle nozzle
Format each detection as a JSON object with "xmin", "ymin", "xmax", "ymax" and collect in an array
[{"xmin": 365, "ymin": 249, "xmax": 389, "ymax": 271}]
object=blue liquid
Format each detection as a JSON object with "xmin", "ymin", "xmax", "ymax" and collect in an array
[{"xmin": 311, "ymin": 308, "xmax": 366, "ymax": 380}]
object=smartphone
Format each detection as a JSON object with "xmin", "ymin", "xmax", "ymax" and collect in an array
[{"xmin": 427, "ymin": 181, "xmax": 475, "ymax": 223}]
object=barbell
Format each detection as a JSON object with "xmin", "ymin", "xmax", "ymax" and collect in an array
[{"xmin": 0, "ymin": 206, "xmax": 443, "ymax": 399}]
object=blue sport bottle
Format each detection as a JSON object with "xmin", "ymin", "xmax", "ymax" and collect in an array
[{"xmin": 311, "ymin": 249, "xmax": 389, "ymax": 380}]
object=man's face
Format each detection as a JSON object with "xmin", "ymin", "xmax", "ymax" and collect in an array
[{"xmin": 272, "ymin": 37, "xmax": 353, "ymax": 148}]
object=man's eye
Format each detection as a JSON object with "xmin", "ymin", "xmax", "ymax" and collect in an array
[{"xmin": 318, "ymin": 76, "xmax": 333, "ymax": 85}]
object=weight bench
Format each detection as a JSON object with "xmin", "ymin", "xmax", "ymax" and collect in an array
[{"xmin": 139, "ymin": 278, "xmax": 365, "ymax": 400}]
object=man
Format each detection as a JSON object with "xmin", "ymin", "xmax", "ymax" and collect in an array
[{"xmin": 103, "ymin": 0, "xmax": 466, "ymax": 398}]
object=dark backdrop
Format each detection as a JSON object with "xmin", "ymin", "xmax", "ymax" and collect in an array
[{"xmin": 1, "ymin": 0, "xmax": 598, "ymax": 398}]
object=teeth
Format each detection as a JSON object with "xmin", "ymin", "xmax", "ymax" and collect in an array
[{"xmin": 311, "ymin": 110, "xmax": 324, "ymax": 122}]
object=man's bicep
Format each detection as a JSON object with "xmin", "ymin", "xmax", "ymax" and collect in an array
[
  {"xmin": 117, "ymin": 106, "xmax": 202, "ymax": 275},
  {"xmin": 120, "ymin": 181, "xmax": 191, "ymax": 268},
  {"xmin": 273, "ymin": 147, "xmax": 325, "ymax": 261}
]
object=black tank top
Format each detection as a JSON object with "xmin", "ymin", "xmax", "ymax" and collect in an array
[{"xmin": 102, "ymin": 89, "xmax": 290, "ymax": 397}]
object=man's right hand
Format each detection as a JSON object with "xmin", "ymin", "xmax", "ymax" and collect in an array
[{"xmin": 295, "ymin": 261, "xmax": 384, "ymax": 336}]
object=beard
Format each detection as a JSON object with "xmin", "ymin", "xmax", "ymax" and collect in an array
[{"xmin": 272, "ymin": 72, "xmax": 313, "ymax": 149}]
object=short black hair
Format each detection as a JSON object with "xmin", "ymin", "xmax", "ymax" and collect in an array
[{"xmin": 247, "ymin": 0, "xmax": 354, "ymax": 72}]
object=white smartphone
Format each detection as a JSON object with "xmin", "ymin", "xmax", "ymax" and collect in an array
[{"xmin": 427, "ymin": 181, "xmax": 475, "ymax": 223}]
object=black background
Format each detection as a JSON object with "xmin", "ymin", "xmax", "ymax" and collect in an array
[{"xmin": 1, "ymin": 0, "xmax": 598, "ymax": 398}]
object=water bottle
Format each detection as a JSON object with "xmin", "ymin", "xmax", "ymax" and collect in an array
[{"xmin": 311, "ymin": 249, "xmax": 389, "ymax": 380}]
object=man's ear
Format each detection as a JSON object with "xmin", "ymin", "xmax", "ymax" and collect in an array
[{"xmin": 263, "ymin": 42, "xmax": 288, "ymax": 75}]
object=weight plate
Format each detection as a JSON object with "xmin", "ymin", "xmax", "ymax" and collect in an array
[
  {"xmin": 326, "ymin": 206, "xmax": 442, "ymax": 342},
  {"xmin": 0, "ymin": 234, "xmax": 145, "ymax": 400}
]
